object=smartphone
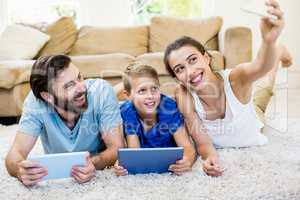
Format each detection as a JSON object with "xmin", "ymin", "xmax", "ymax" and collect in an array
[{"xmin": 240, "ymin": 0, "xmax": 277, "ymax": 20}]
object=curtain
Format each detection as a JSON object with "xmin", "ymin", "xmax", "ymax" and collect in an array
[
  {"xmin": 0, "ymin": 0, "xmax": 8, "ymax": 34},
  {"xmin": 202, "ymin": 0, "xmax": 215, "ymax": 17},
  {"xmin": 78, "ymin": 0, "xmax": 132, "ymax": 26}
]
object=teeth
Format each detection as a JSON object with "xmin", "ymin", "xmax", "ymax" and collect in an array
[
  {"xmin": 145, "ymin": 102, "xmax": 155, "ymax": 106},
  {"xmin": 75, "ymin": 95, "xmax": 84, "ymax": 101},
  {"xmin": 191, "ymin": 73, "xmax": 203, "ymax": 84}
]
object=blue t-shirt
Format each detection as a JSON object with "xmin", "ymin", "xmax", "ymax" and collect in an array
[
  {"xmin": 18, "ymin": 79, "xmax": 122, "ymax": 155},
  {"xmin": 120, "ymin": 94, "xmax": 184, "ymax": 148}
]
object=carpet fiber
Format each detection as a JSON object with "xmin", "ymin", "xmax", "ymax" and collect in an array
[{"xmin": 0, "ymin": 120, "xmax": 300, "ymax": 200}]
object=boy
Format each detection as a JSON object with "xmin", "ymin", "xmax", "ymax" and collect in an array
[{"xmin": 114, "ymin": 64, "xmax": 222, "ymax": 177}]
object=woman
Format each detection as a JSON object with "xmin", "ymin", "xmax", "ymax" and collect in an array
[{"xmin": 163, "ymin": 0, "xmax": 292, "ymax": 149}]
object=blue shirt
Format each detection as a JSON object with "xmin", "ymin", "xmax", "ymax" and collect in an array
[
  {"xmin": 120, "ymin": 94, "xmax": 184, "ymax": 148},
  {"xmin": 18, "ymin": 79, "xmax": 122, "ymax": 154}
]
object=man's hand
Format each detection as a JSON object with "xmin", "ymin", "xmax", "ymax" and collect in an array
[
  {"xmin": 260, "ymin": 0, "xmax": 285, "ymax": 44},
  {"xmin": 175, "ymin": 84, "xmax": 195, "ymax": 117},
  {"xmin": 169, "ymin": 156, "xmax": 192, "ymax": 176},
  {"xmin": 17, "ymin": 160, "xmax": 48, "ymax": 186},
  {"xmin": 202, "ymin": 156, "xmax": 224, "ymax": 177},
  {"xmin": 72, "ymin": 153, "xmax": 96, "ymax": 184},
  {"xmin": 113, "ymin": 160, "xmax": 128, "ymax": 176}
]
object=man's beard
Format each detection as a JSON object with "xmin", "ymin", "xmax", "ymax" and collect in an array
[{"xmin": 53, "ymin": 91, "xmax": 88, "ymax": 114}]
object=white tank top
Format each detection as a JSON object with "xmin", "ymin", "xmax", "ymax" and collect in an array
[{"xmin": 191, "ymin": 69, "xmax": 268, "ymax": 147}]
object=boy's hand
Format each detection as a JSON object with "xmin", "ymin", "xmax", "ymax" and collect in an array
[
  {"xmin": 175, "ymin": 84, "xmax": 195, "ymax": 117},
  {"xmin": 113, "ymin": 160, "xmax": 128, "ymax": 176},
  {"xmin": 202, "ymin": 156, "xmax": 224, "ymax": 177},
  {"xmin": 260, "ymin": 0, "xmax": 285, "ymax": 44},
  {"xmin": 169, "ymin": 156, "xmax": 192, "ymax": 176},
  {"xmin": 17, "ymin": 160, "xmax": 48, "ymax": 186},
  {"xmin": 72, "ymin": 153, "xmax": 96, "ymax": 184}
]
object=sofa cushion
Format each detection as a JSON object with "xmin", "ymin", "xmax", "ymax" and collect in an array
[
  {"xmin": 71, "ymin": 53, "xmax": 135, "ymax": 78},
  {"xmin": 38, "ymin": 17, "xmax": 78, "ymax": 57},
  {"xmin": 135, "ymin": 50, "xmax": 224, "ymax": 76},
  {"xmin": 0, "ymin": 25, "xmax": 50, "ymax": 60},
  {"xmin": 69, "ymin": 26, "xmax": 148, "ymax": 57},
  {"xmin": 205, "ymin": 35, "xmax": 219, "ymax": 51},
  {"xmin": 149, "ymin": 16, "xmax": 223, "ymax": 52},
  {"xmin": 209, "ymin": 50, "xmax": 225, "ymax": 71},
  {"xmin": 135, "ymin": 52, "xmax": 168, "ymax": 76}
]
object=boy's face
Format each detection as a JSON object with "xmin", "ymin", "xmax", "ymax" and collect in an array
[
  {"xmin": 168, "ymin": 45, "xmax": 212, "ymax": 93},
  {"xmin": 128, "ymin": 76, "xmax": 161, "ymax": 118}
]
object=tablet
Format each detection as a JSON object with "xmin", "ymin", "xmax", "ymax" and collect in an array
[
  {"xmin": 118, "ymin": 147, "xmax": 183, "ymax": 174},
  {"xmin": 241, "ymin": 0, "xmax": 277, "ymax": 20},
  {"xmin": 29, "ymin": 151, "xmax": 87, "ymax": 180}
]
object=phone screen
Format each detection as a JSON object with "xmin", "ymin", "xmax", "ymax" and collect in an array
[{"xmin": 241, "ymin": 0, "xmax": 277, "ymax": 20}]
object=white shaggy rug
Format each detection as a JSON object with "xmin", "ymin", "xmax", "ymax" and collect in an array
[{"xmin": 0, "ymin": 119, "xmax": 300, "ymax": 200}]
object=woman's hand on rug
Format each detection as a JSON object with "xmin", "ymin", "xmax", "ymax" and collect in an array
[
  {"xmin": 202, "ymin": 156, "xmax": 223, "ymax": 177},
  {"xmin": 113, "ymin": 161, "xmax": 128, "ymax": 176},
  {"xmin": 168, "ymin": 156, "xmax": 192, "ymax": 176},
  {"xmin": 17, "ymin": 160, "xmax": 48, "ymax": 186},
  {"xmin": 72, "ymin": 154, "xmax": 96, "ymax": 184}
]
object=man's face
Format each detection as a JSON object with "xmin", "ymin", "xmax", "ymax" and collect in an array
[
  {"xmin": 50, "ymin": 63, "xmax": 88, "ymax": 114},
  {"xmin": 128, "ymin": 76, "xmax": 161, "ymax": 118},
  {"xmin": 168, "ymin": 45, "xmax": 212, "ymax": 93}
]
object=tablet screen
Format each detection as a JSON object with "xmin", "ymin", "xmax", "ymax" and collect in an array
[
  {"xmin": 29, "ymin": 151, "xmax": 87, "ymax": 180},
  {"xmin": 118, "ymin": 147, "xmax": 183, "ymax": 174}
]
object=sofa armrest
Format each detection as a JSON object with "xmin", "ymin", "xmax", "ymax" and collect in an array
[
  {"xmin": 0, "ymin": 60, "xmax": 34, "ymax": 89},
  {"xmin": 223, "ymin": 26, "xmax": 252, "ymax": 69}
]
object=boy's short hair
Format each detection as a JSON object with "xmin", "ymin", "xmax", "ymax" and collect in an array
[{"xmin": 123, "ymin": 63, "xmax": 160, "ymax": 93}]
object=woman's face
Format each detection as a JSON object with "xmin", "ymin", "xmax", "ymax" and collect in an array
[{"xmin": 168, "ymin": 45, "xmax": 213, "ymax": 93}]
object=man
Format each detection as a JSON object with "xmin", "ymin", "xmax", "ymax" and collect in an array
[{"xmin": 5, "ymin": 55, "xmax": 124, "ymax": 186}]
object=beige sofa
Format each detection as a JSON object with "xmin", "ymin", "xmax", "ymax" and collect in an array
[{"xmin": 0, "ymin": 16, "xmax": 252, "ymax": 117}]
